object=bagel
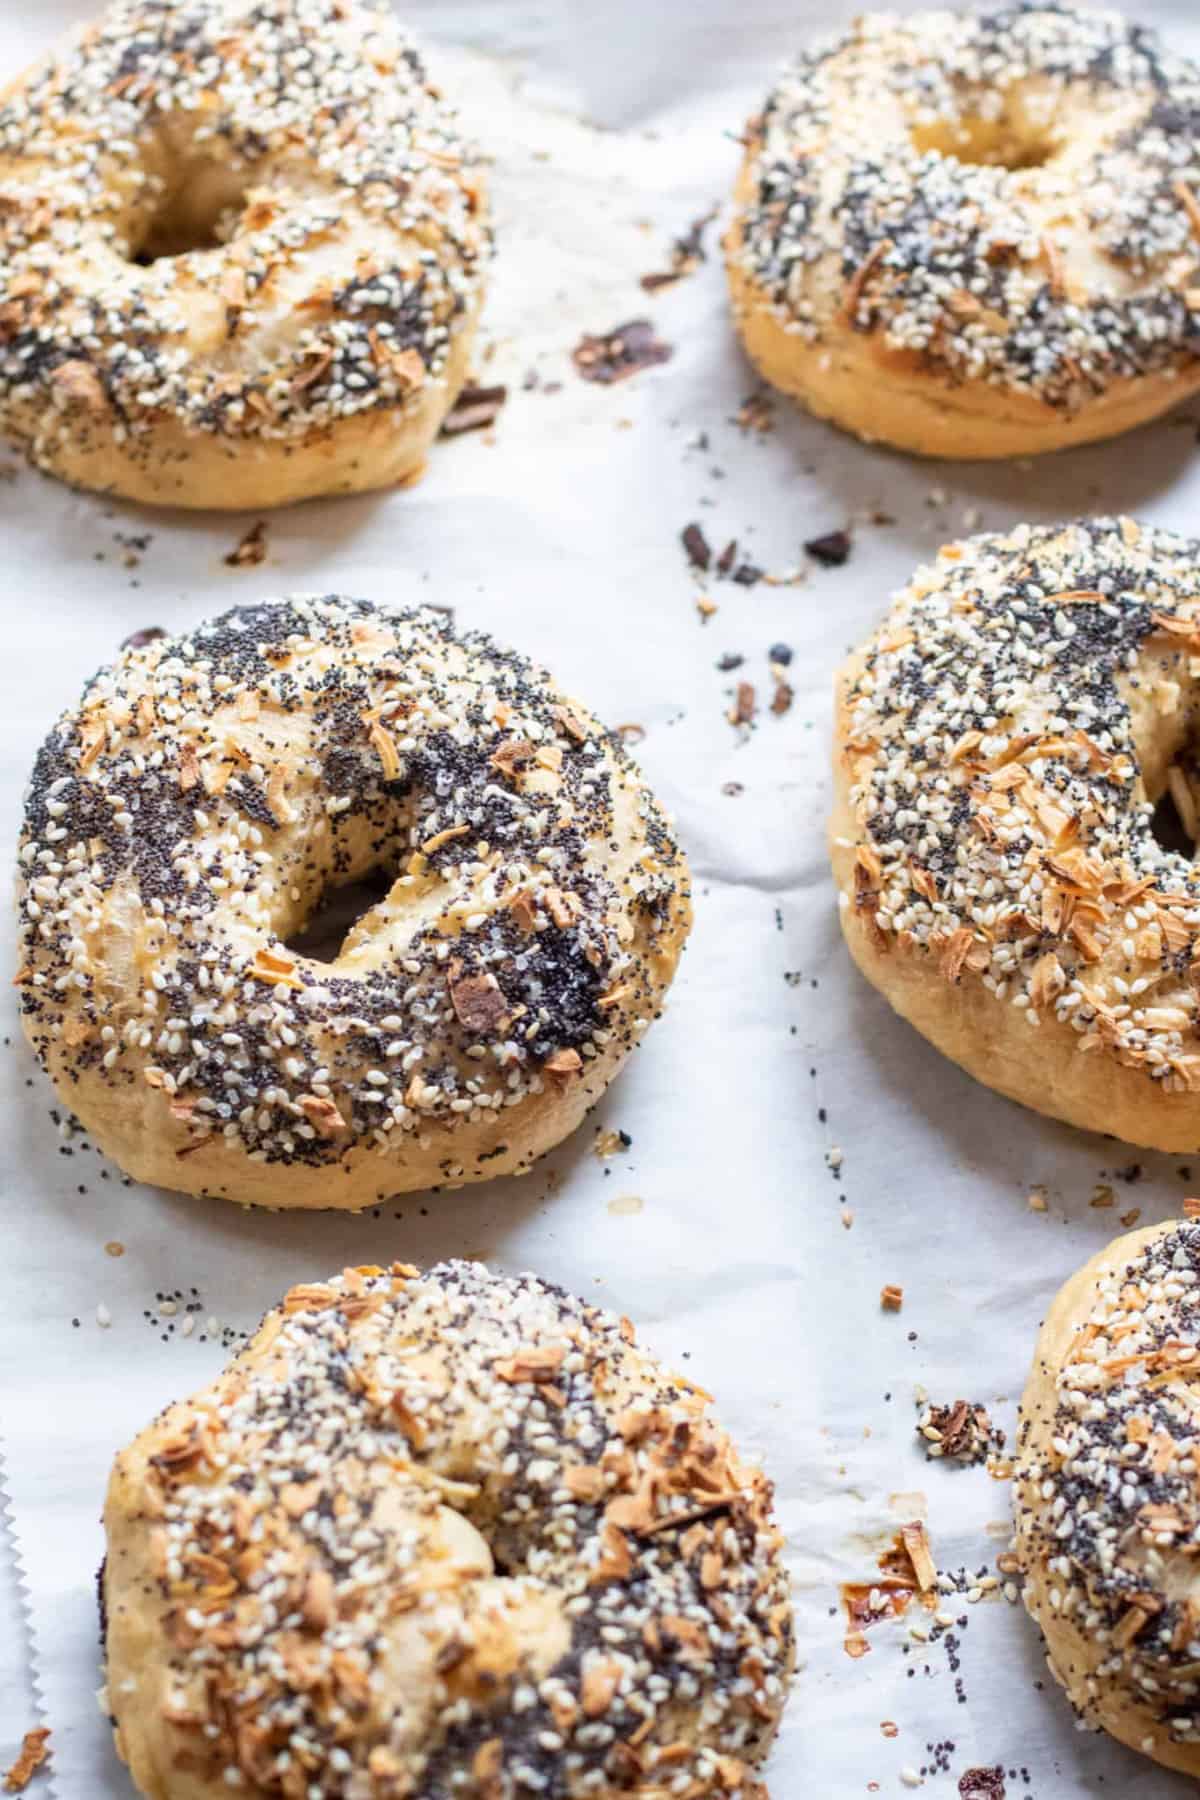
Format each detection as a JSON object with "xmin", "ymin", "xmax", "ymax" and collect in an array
[
  {"xmin": 1014, "ymin": 1218, "xmax": 1200, "ymax": 1777},
  {"xmin": 832, "ymin": 516, "xmax": 1200, "ymax": 1152},
  {"xmin": 725, "ymin": 5, "xmax": 1200, "ymax": 459},
  {"xmin": 0, "ymin": 0, "xmax": 488, "ymax": 509},
  {"xmin": 101, "ymin": 1259, "xmax": 793, "ymax": 1800},
  {"xmin": 16, "ymin": 598, "xmax": 690, "ymax": 1208}
]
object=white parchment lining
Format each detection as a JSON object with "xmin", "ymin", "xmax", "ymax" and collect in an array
[{"xmin": 4, "ymin": 1, "xmax": 1200, "ymax": 1792}]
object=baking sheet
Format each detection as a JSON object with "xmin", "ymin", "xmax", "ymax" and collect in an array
[{"xmin": 5, "ymin": 0, "xmax": 1200, "ymax": 1793}]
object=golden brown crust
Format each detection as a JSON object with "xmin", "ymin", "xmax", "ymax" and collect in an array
[
  {"xmin": 725, "ymin": 7, "xmax": 1200, "ymax": 459},
  {"xmin": 3, "ymin": 328, "xmax": 478, "ymax": 511},
  {"xmin": 1015, "ymin": 1221, "xmax": 1200, "ymax": 1777},
  {"xmin": 17, "ymin": 599, "xmax": 691, "ymax": 1209},
  {"xmin": 103, "ymin": 1262, "xmax": 793, "ymax": 1798},
  {"xmin": 0, "ymin": 0, "xmax": 489, "ymax": 508},
  {"xmin": 726, "ymin": 219, "xmax": 1200, "ymax": 461}
]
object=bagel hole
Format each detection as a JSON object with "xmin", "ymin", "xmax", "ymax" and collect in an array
[
  {"xmin": 1152, "ymin": 767, "xmax": 1200, "ymax": 859},
  {"xmin": 908, "ymin": 117, "xmax": 1054, "ymax": 171},
  {"xmin": 286, "ymin": 869, "xmax": 395, "ymax": 964},
  {"xmin": 129, "ymin": 164, "xmax": 251, "ymax": 264}
]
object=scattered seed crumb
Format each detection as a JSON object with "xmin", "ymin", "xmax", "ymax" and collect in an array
[
  {"xmin": 682, "ymin": 522, "xmax": 711, "ymax": 570},
  {"xmin": 681, "ymin": 520, "xmax": 764, "ymax": 587},
  {"xmin": 804, "ymin": 528, "xmax": 852, "ymax": 567},
  {"xmin": 735, "ymin": 390, "xmax": 775, "ymax": 434},
  {"xmin": 113, "ymin": 529, "xmax": 150, "ymax": 570},
  {"xmin": 225, "ymin": 520, "xmax": 267, "ymax": 567},
  {"xmin": 572, "ymin": 319, "xmax": 672, "ymax": 384},
  {"xmin": 958, "ymin": 1768, "xmax": 1006, "ymax": 1799},
  {"xmin": 731, "ymin": 560, "xmax": 763, "ymax": 587},
  {"xmin": 592, "ymin": 1128, "xmax": 632, "ymax": 1161},
  {"xmin": 606, "ymin": 1194, "xmax": 644, "ymax": 1217},
  {"xmin": 440, "ymin": 382, "xmax": 507, "ymax": 436},
  {"xmin": 639, "ymin": 206, "xmax": 717, "ymax": 292},
  {"xmin": 881, "ymin": 1284, "xmax": 904, "ymax": 1312},
  {"xmin": 96, "ymin": 1303, "xmax": 111, "ymax": 1329},
  {"xmin": 729, "ymin": 681, "xmax": 756, "ymax": 727},
  {"xmin": 1027, "ymin": 1186, "xmax": 1049, "ymax": 1212},
  {"xmin": 3, "ymin": 1728, "xmax": 50, "ymax": 1793},
  {"xmin": 916, "ymin": 1399, "xmax": 1005, "ymax": 1467},
  {"xmin": 104, "ymin": 1240, "xmax": 125, "ymax": 1258},
  {"xmin": 761, "ymin": 565, "xmax": 807, "ymax": 589}
]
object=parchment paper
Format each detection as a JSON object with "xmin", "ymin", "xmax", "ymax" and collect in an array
[{"xmin": 5, "ymin": 2, "xmax": 1200, "ymax": 1794}]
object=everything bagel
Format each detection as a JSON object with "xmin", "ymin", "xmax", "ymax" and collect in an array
[
  {"xmin": 726, "ymin": 5, "xmax": 1200, "ymax": 459},
  {"xmin": 101, "ymin": 1260, "xmax": 793, "ymax": 1799},
  {"xmin": 1015, "ymin": 1219, "xmax": 1200, "ymax": 1776},
  {"xmin": 0, "ymin": 0, "xmax": 489, "ymax": 507},
  {"xmin": 16, "ymin": 599, "xmax": 690, "ymax": 1208},
  {"xmin": 833, "ymin": 516, "xmax": 1200, "ymax": 1152}
]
